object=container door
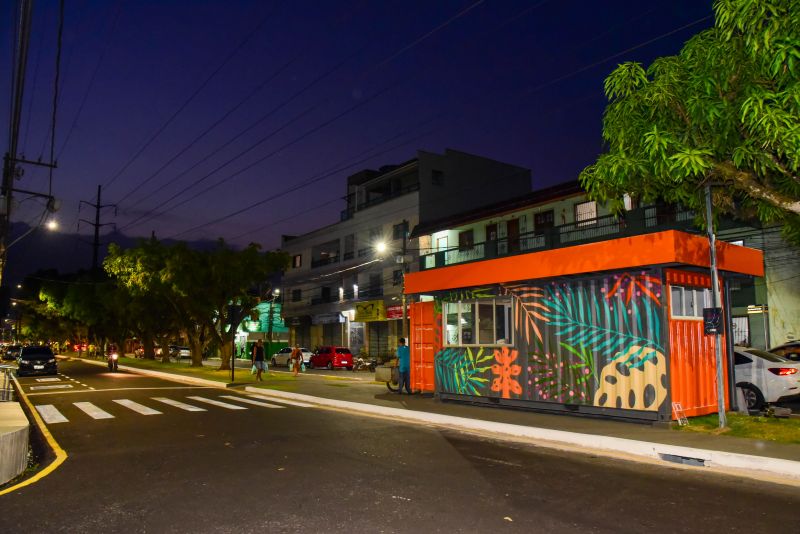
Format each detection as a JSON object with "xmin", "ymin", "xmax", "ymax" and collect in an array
[
  {"xmin": 666, "ymin": 269, "xmax": 729, "ymax": 418},
  {"xmin": 410, "ymin": 301, "xmax": 436, "ymax": 392}
]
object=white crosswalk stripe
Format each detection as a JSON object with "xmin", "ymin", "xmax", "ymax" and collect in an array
[
  {"xmin": 219, "ymin": 395, "xmax": 284, "ymax": 409},
  {"xmin": 152, "ymin": 397, "xmax": 207, "ymax": 412},
  {"xmin": 74, "ymin": 402, "xmax": 114, "ymax": 420},
  {"xmin": 245, "ymin": 393, "xmax": 314, "ymax": 408},
  {"xmin": 186, "ymin": 396, "xmax": 247, "ymax": 410},
  {"xmin": 35, "ymin": 404, "xmax": 69, "ymax": 424},
  {"xmin": 113, "ymin": 399, "xmax": 162, "ymax": 415}
]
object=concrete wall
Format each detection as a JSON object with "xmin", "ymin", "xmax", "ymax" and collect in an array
[
  {"xmin": 0, "ymin": 402, "xmax": 29, "ymax": 485},
  {"xmin": 417, "ymin": 149, "xmax": 531, "ymax": 226}
]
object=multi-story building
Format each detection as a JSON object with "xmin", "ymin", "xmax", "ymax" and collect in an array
[{"xmin": 280, "ymin": 149, "xmax": 531, "ymax": 358}]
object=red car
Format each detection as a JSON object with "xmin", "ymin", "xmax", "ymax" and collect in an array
[{"xmin": 310, "ymin": 346, "xmax": 353, "ymax": 370}]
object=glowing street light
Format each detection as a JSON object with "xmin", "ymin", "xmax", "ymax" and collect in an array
[
  {"xmin": 46, "ymin": 219, "xmax": 59, "ymax": 231},
  {"xmin": 375, "ymin": 241, "xmax": 387, "ymax": 254}
]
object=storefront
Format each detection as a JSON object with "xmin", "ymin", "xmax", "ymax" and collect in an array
[{"xmin": 404, "ymin": 230, "xmax": 763, "ymax": 421}]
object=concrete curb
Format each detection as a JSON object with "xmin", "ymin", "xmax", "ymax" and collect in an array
[
  {"xmin": 0, "ymin": 402, "xmax": 29, "ymax": 486},
  {"xmin": 245, "ymin": 386, "xmax": 800, "ymax": 484}
]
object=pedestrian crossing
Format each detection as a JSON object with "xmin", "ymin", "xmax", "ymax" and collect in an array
[{"xmin": 34, "ymin": 394, "xmax": 300, "ymax": 424}]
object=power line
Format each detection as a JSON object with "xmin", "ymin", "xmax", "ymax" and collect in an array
[
  {"xmin": 101, "ymin": 3, "xmax": 279, "ymax": 190},
  {"xmin": 160, "ymin": 13, "xmax": 712, "ymax": 242},
  {"xmin": 125, "ymin": 0, "xmax": 543, "ymax": 236},
  {"xmin": 57, "ymin": 0, "xmax": 123, "ymax": 160}
]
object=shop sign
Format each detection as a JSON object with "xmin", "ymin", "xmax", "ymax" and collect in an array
[
  {"xmin": 354, "ymin": 300, "xmax": 386, "ymax": 322},
  {"xmin": 312, "ymin": 313, "xmax": 344, "ymax": 325},
  {"xmin": 386, "ymin": 305, "xmax": 404, "ymax": 319}
]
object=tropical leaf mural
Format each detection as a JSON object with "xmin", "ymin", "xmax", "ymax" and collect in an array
[
  {"xmin": 500, "ymin": 284, "xmax": 551, "ymax": 344},
  {"xmin": 436, "ymin": 347, "xmax": 493, "ymax": 396},
  {"xmin": 490, "ymin": 347, "xmax": 523, "ymax": 398},
  {"xmin": 528, "ymin": 342, "xmax": 596, "ymax": 404},
  {"xmin": 538, "ymin": 281, "xmax": 663, "ymax": 367},
  {"xmin": 605, "ymin": 272, "xmax": 662, "ymax": 305}
]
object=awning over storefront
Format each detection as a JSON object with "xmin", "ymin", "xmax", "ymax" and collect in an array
[{"xmin": 404, "ymin": 230, "xmax": 764, "ymax": 294}]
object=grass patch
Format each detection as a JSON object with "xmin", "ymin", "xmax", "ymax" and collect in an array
[
  {"xmin": 115, "ymin": 357, "xmax": 296, "ymax": 384},
  {"xmin": 677, "ymin": 412, "xmax": 800, "ymax": 444}
]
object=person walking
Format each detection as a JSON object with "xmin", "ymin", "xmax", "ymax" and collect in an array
[
  {"xmin": 290, "ymin": 344, "xmax": 302, "ymax": 377},
  {"xmin": 252, "ymin": 339, "xmax": 266, "ymax": 382},
  {"xmin": 396, "ymin": 338, "xmax": 411, "ymax": 395}
]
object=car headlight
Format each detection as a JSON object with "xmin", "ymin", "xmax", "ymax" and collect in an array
[
  {"xmin": 20, "ymin": 359, "xmax": 29, "ymax": 364},
  {"xmin": 48, "ymin": 358, "xmax": 56, "ymax": 363}
]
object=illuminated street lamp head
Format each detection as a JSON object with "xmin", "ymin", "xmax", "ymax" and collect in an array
[
  {"xmin": 273, "ymin": 288, "xmax": 280, "ymax": 295},
  {"xmin": 46, "ymin": 219, "xmax": 59, "ymax": 231},
  {"xmin": 375, "ymin": 241, "xmax": 387, "ymax": 254}
]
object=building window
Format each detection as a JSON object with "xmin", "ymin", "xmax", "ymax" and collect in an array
[
  {"xmin": 669, "ymin": 285, "xmax": 710, "ymax": 319},
  {"xmin": 393, "ymin": 269, "xmax": 403, "ymax": 286},
  {"xmin": 458, "ymin": 229, "xmax": 474, "ymax": 251},
  {"xmin": 291, "ymin": 289, "xmax": 302, "ymax": 302},
  {"xmin": 574, "ymin": 201, "xmax": 597, "ymax": 227},
  {"xmin": 392, "ymin": 221, "xmax": 408, "ymax": 241},
  {"xmin": 443, "ymin": 298, "xmax": 512, "ymax": 346},
  {"xmin": 292, "ymin": 254, "xmax": 302, "ymax": 268},
  {"xmin": 533, "ymin": 210, "xmax": 554, "ymax": 234},
  {"xmin": 432, "ymin": 169, "xmax": 444, "ymax": 186}
]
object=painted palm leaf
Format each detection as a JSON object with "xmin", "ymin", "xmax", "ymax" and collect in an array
[
  {"xmin": 436, "ymin": 347, "xmax": 493, "ymax": 396},
  {"xmin": 540, "ymin": 282, "xmax": 663, "ymax": 366},
  {"xmin": 501, "ymin": 284, "xmax": 551, "ymax": 344}
]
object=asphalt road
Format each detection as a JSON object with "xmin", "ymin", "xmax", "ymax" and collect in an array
[{"xmin": 3, "ymin": 360, "xmax": 800, "ymax": 533}]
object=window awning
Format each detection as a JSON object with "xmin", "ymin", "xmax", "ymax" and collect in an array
[{"xmin": 404, "ymin": 230, "xmax": 763, "ymax": 294}]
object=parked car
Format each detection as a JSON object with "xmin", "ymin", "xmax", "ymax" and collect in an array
[
  {"xmin": 169, "ymin": 345, "xmax": 191, "ymax": 359},
  {"xmin": 271, "ymin": 347, "xmax": 313, "ymax": 367},
  {"xmin": 310, "ymin": 346, "xmax": 353, "ymax": 370},
  {"xmin": 16, "ymin": 346, "xmax": 57, "ymax": 377},
  {"xmin": 2, "ymin": 344, "xmax": 21, "ymax": 361},
  {"xmin": 734, "ymin": 347, "xmax": 800, "ymax": 409},
  {"xmin": 770, "ymin": 341, "xmax": 800, "ymax": 363}
]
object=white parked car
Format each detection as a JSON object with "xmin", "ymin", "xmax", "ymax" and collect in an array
[
  {"xmin": 271, "ymin": 347, "xmax": 313, "ymax": 367},
  {"xmin": 734, "ymin": 347, "xmax": 800, "ymax": 410}
]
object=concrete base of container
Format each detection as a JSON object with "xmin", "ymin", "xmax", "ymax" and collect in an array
[{"xmin": 0, "ymin": 402, "xmax": 30, "ymax": 485}]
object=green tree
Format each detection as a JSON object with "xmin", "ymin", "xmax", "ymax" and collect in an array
[
  {"xmin": 105, "ymin": 238, "xmax": 288, "ymax": 369},
  {"xmin": 580, "ymin": 0, "xmax": 800, "ymax": 243}
]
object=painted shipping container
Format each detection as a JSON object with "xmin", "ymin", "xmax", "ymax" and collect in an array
[{"xmin": 428, "ymin": 269, "xmax": 675, "ymax": 420}]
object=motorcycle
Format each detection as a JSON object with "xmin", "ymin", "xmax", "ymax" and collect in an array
[
  {"xmin": 352, "ymin": 356, "xmax": 377, "ymax": 372},
  {"xmin": 107, "ymin": 351, "xmax": 119, "ymax": 372}
]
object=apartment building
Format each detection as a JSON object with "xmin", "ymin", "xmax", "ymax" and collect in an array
[{"xmin": 280, "ymin": 148, "xmax": 531, "ymax": 358}]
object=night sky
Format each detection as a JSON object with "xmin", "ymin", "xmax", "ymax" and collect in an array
[{"xmin": 2, "ymin": 0, "xmax": 714, "ymax": 252}]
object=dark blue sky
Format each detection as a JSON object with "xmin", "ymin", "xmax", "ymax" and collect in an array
[{"xmin": 2, "ymin": 0, "xmax": 714, "ymax": 251}]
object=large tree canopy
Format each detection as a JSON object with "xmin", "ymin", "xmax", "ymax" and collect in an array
[{"xmin": 580, "ymin": 0, "xmax": 800, "ymax": 243}]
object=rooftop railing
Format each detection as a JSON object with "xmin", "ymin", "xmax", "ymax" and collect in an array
[{"xmin": 419, "ymin": 206, "xmax": 697, "ymax": 271}]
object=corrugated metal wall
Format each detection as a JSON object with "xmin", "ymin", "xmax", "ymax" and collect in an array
[
  {"xmin": 410, "ymin": 301, "xmax": 437, "ymax": 392},
  {"xmin": 666, "ymin": 269, "xmax": 729, "ymax": 417},
  {"xmin": 433, "ymin": 270, "xmax": 669, "ymax": 416}
]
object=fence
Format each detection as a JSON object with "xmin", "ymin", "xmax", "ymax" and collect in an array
[{"xmin": 1, "ymin": 365, "xmax": 15, "ymax": 402}]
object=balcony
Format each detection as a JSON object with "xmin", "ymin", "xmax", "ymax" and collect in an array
[
  {"xmin": 420, "ymin": 206, "xmax": 698, "ymax": 270},
  {"xmin": 340, "ymin": 182, "xmax": 420, "ymax": 221},
  {"xmin": 311, "ymin": 256, "xmax": 340, "ymax": 269}
]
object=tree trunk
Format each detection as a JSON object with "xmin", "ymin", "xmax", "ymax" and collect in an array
[
  {"xmin": 188, "ymin": 334, "xmax": 204, "ymax": 368},
  {"xmin": 219, "ymin": 341, "xmax": 232, "ymax": 371},
  {"xmin": 142, "ymin": 335, "xmax": 156, "ymax": 360}
]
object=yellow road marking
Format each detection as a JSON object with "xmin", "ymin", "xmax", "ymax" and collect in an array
[{"xmin": 0, "ymin": 375, "xmax": 68, "ymax": 496}]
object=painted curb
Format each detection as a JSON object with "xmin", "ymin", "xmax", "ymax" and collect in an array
[{"xmin": 245, "ymin": 386, "xmax": 800, "ymax": 483}]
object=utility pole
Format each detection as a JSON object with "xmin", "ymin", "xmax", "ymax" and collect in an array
[
  {"xmin": 79, "ymin": 185, "xmax": 117, "ymax": 273},
  {"xmin": 705, "ymin": 184, "xmax": 727, "ymax": 428}
]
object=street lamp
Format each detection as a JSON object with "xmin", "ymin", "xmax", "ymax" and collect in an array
[
  {"xmin": 46, "ymin": 219, "xmax": 58, "ymax": 231},
  {"xmin": 375, "ymin": 241, "xmax": 387, "ymax": 255}
]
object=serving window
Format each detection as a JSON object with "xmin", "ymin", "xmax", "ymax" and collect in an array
[
  {"xmin": 670, "ymin": 284, "xmax": 710, "ymax": 319},
  {"xmin": 444, "ymin": 299, "xmax": 512, "ymax": 346}
]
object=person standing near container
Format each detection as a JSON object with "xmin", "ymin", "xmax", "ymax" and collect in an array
[
  {"xmin": 396, "ymin": 338, "xmax": 411, "ymax": 395},
  {"xmin": 252, "ymin": 339, "xmax": 266, "ymax": 381}
]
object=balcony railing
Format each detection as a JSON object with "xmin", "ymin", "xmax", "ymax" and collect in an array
[
  {"xmin": 311, "ymin": 256, "xmax": 340, "ymax": 269},
  {"xmin": 419, "ymin": 206, "xmax": 696, "ymax": 271},
  {"xmin": 340, "ymin": 182, "xmax": 420, "ymax": 221}
]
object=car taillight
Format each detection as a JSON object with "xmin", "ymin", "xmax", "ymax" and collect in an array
[{"xmin": 768, "ymin": 368, "xmax": 798, "ymax": 376}]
